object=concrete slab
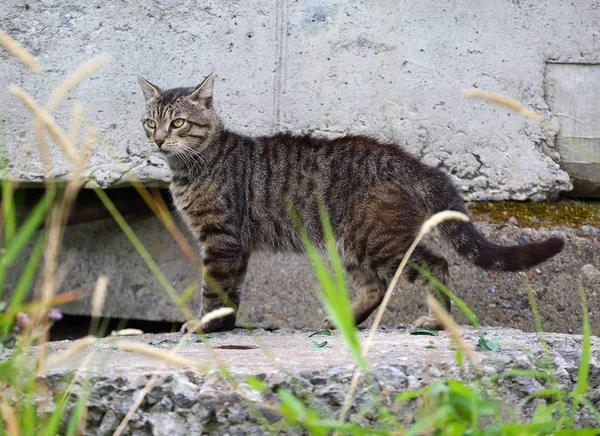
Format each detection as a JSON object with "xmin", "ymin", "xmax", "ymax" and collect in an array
[
  {"xmin": 6, "ymin": 211, "xmax": 599, "ymax": 334},
  {"xmin": 11, "ymin": 327, "xmax": 600, "ymax": 434}
]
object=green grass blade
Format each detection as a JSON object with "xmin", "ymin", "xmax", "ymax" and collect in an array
[
  {"xmin": 316, "ymin": 203, "xmax": 366, "ymax": 371},
  {"xmin": 566, "ymin": 281, "xmax": 592, "ymax": 429},
  {"xmin": 573, "ymin": 282, "xmax": 590, "ymax": 397},
  {"xmin": 575, "ymin": 396, "xmax": 600, "ymax": 425},
  {"xmin": 93, "ymin": 187, "xmax": 193, "ymax": 320},
  {"xmin": 65, "ymin": 389, "xmax": 88, "ymax": 436},
  {"xmin": 40, "ymin": 395, "xmax": 69, "ymax": 436},
  {"xmin": 500, "ymin": 369, "xmax": 552, "ymax": 381},
  {"xmin": 395, "ymin": 388, "xmax": 426, "ymax": 403},
  {"xmin": 2, "ymin": 180, "xmax": 16, "ymax": 243},
  {"xmin": 0, "ymin": 186, "xmax": 55, "ymax": 268},
  {"xmin": 406, "ymin": 405, "xmax": 453, "ymax": 436},
  {"xmin": 289, "ymin": 205, "xmax": 366, "ymax": 371},
  {"xmin": 317, "ymin": 202, "xmax": 346, "ymax": 297},
  {"xmin": 527, "ymin": 284, "xmax": 569, "ymax": 427},
  {"xmin": 411, "ymin": 262, "xmax": 480, "ymax": 329},
  {"xmin": 8, "ymin": 233, "xmax": 44, "ymax": 313}
]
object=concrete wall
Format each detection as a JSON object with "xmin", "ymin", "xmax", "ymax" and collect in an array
[{"xmin": 3, "ymin": 1, "xmax": 600, "ymax": 199}]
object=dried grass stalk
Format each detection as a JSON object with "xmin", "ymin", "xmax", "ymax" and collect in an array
[
  {"xmin": 47, "ymin": 54, "xmax": 110, "ymax": 111},
  {"xmin": 427, "ymin": 294, "xmax": 478, "ymax": 364},
  {"xmin": 115, "ymin": 341, "xmax": 199, "ymax": 370},
  {"xmin": 91, "ymin": 275, "xmax": 108, "ymax": 319},
  {"xmin": 0, "ymin": 32, "xmax": 41, "ymax": 74},
  {"xmin": 69, "ymin": 101, "xmax": 84, "ymax": 145},
  {"xmin": 42, "ymin": 336, "xmax": 96, "ymax": 369},
  {"xmin": 364, "ymin": 210, "xmax": 469, "ymax": 354},
  {"xmin": 463, "ymin": 89, "xmax": 543, "ymax": 121},
  {"xmin": 339, "ymin": 210, "xmax": 470, "ymax": 422},
  {"xmin": 110, "ymin": 328, "xmax": 144, "ymax": 337},
  {"xmin": 200, "ymin": 307, "xmax": 235, "ymax": 326},
  {"xmin": 0, "ymin": 393, "xmax": 19, "ymax": 436},
  {"xmin": 8, "ymin": 84, "xmax": 80, "ymax": 165}
]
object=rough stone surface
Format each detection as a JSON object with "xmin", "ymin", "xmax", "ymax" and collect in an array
[
  {"xmin": 6, "ymin": 328, "xmax": 599, "ymax": 434},
  {"xmin": 7, "ymin": 1, "xmax": 600, "ymax": 197},
  {"xmin": 7, "ymin": 212, "xmax": 599, "ymax": 334}
]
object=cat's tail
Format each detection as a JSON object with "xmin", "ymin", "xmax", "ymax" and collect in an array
[{"xmin": 438, "ymin": 210, "xmax": 565, "ymax": 272}]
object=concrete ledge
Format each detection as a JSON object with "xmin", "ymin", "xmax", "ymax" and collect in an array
[{"xmin": 18, "ymin": 327, "xmax": 600, "ymax": 434}]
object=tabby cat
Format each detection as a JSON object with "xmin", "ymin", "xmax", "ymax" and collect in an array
[{"xmin": 137, "ymin": 74, "xmax": 565, "ymax": 334}]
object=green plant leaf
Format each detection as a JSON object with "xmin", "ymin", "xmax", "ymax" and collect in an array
[
  {"xmin": 308, "ymin": 330, "xmax": 332, "ymax": 337},
  {"xmin": 555, "ymin": 429, "xmax": 600, "ymax": 436},
  {"xmin": 478, "ymin": 334, "xmax": 500, "ymax": 351},
  {"xmin": 410, "ymin": 327, "xmax": 439, "ymax": 336},
  {"xmin": 395, "ymin": 388, "xmax": 426, "ymax": 403},
  {"xmin": 311, "ymin": 341, "xmax": 328, "ymax": 349},
  {"xmin": 245, "ymin": 375, "xmax": 268, "ymax": 392},
  {"xmin": 424, "ymin": 345, "xmax": 436, "ymax": 349}
]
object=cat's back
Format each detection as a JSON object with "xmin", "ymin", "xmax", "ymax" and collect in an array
[{"xmin": 252, "ymin": 131, "xmax": 424, "ymax": 182}]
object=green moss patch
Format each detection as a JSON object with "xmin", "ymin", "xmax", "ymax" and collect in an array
[{"xmin": 468, "ymin": 200, "xmax": 600, "ymax": 228}]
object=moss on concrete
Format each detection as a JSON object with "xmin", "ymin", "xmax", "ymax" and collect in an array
[{"xmin": 468, "ymin": 200, "xmax": 600, "ymax": 228}]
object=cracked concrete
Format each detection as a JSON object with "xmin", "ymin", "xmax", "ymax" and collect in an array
[
  {"xmin": 5, "ymin": 327, "xmax": 599, "ymax": 434},
  {"xmin": 3, "ymin": 1, "xmax": 600, "ymax": 197}
]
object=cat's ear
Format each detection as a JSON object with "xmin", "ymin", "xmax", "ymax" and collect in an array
[
  {"xmin": 137, "ymin": 76, "xmax": 162, "ymax": 101},
  {"xmin": 189, "ymin": 73, "xmax": 215, "ymax": 107}
]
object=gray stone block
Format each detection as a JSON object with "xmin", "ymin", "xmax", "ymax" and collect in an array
[{"xmin": 6, "ymin": 205, "xmax": 600, "ymax": 335}]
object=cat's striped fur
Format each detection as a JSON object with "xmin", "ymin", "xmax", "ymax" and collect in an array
[{"xmin": 137, "ymin": 74, "xmax": 565, "ymax": 333}]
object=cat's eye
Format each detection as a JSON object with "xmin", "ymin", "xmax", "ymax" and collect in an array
[
  {"xmin": 145, "ymin": 119, "xmax": 156, "ymax": 129},
  {"xmin": 172, "ymin": 119, "xmax": 185, "ymax": 128}
]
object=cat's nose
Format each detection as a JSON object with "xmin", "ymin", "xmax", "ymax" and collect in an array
[{"xmin": 154, "ymin": 139, "xmax": 165, "ymax": 148}]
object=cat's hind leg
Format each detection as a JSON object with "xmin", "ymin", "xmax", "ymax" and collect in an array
[
  {"xmin": 322, "ymin": 263, "xmax": 385, "ymax": 329},
  {"xmin": 408, "ymin": 247, "xmax": 450, "ymax": 330}
]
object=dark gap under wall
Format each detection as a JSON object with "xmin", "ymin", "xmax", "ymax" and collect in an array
[{"xmin": 49, "ymin": 314, "xmax": 183, "ymax": 341}]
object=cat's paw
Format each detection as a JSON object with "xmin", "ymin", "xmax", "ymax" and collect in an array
[
  {"xmin": 181, "ymin": 314, "xmax": 236, "ymax": 334},
  {"xmin": 322, "ymin": 317, "xmax": 336, "ymax": 330},
  {"xmin": 414, "ymin": 316, "xmax": 444, "ymax": 331},
  {"xmin": 180, "ymin": 319, "xmax": 203, "ymax": 334}
]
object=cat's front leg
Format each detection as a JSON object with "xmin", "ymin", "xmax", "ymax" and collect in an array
[{"xmin": 181, "ymin": 235, "xmax": 249, "ymax": 334}]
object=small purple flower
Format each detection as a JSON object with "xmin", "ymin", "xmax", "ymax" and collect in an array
[
  {"xmin": 16, "ymin": 311, "xmax": 30, "ymax": 327},
  {"xmin": 48, "ymin": 308, "xmax": 63, "ymax": 321},
  {"xmin": 13, "ymin": 311, "xmax": 30, "ymax": 332}
]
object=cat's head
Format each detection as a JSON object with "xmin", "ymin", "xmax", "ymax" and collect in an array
[{"xmin": 136, "ymin": 74, "xmax": 221, "ymax": 159}]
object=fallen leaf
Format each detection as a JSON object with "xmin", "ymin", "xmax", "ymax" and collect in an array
[
  {"xmin": 311, "ymin": 341, "xmax": 328, "ymax": 348},
  {"xmin": 409, "ymin": 327, "xmax": 439, "ymax": 336},
  {"xmin": 308, "ymin": 330, "xmax": 332, "ymax": 337},
  {"xmin": 478, "ymin": 334, "xmax": 500, "ymax": 351}
]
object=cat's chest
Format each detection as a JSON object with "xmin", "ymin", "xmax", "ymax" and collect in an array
[{"xmin": 170, "ymin": 182, "xmax": 224, "ymax": 232}]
